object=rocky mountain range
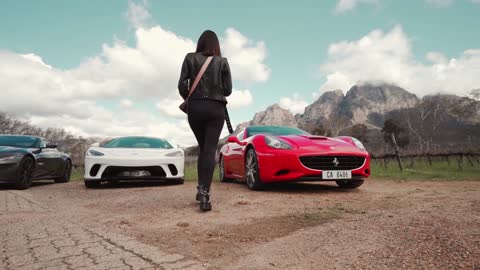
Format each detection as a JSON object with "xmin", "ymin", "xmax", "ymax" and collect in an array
[
  {"xmin": 234, "ymin": 83, "xmax": 480, "ymax": 151},
  {"xmin": 242, "ymin": 83, "xmax": 478, "ymax": 130}
]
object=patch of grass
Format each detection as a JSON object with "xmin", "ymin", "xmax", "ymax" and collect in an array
[
  {"xmin": 184, "ymin": 162, "xmax": 220, "ymax": 182},
  {"xmin": 71, "ymin": 168, "xmax": 84, "ymax": 182},
  {"xmin": 371, "ymin": 158, "xmax": 480, "ymax": 180}
]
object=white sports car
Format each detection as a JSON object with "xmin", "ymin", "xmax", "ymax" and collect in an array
[{"xmin": 83, "ymin": 136, "xmax": 184, "ymax": 188}]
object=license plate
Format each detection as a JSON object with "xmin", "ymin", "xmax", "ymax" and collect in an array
[
  {"xmin": 119, "ymin": 171, "xmax": 151, "ymax": 177},
  {"xmin": 322, "ymin": 170, "xmax": 351, "ymax": 179}
]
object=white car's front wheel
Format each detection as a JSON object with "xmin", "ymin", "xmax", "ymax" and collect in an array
[{"xmin": 84, "ymin": 180, "xmax": 101, "ymax": 189}]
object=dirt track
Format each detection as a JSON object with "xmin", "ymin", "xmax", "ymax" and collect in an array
[{"xmin": 1, "ymin": 179, "xmax": 479, "ymax": 269}]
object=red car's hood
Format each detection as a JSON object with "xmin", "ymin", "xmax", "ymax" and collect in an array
[{"xmin": 277, "ymin": 135, "xmax": 367, "ymax": 156}]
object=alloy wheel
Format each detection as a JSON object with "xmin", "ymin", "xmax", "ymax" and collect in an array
[
  {"xmin": 246, "ymin": 150, "xmax": 257, "ymax": 188},
  {"xmin": 16, "ymin": 157, "xmax": 34, "ymax": 189}
]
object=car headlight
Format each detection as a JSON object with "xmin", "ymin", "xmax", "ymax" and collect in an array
[
  {"xmin": 265, "ymin": 136, "xmax": 292, "ymax": 149},
  {"xmin": 0, "ymin": 155, "xmax": 19, "ymax": 163},
  {"xmin": 86, "ymin": 149, "xmax": 104, "ymax": 156},
  {"xmin": 165, "ymin": 150, "xmax": 183, "ymax": 157},
  {"xmin": 351, "ymin": 137, "xmax": 365, "ymax": 150}
]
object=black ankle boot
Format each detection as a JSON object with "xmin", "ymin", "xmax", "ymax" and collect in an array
[
  {"xmin": 199, "ymin": 189, "xmax": 211, "ymax": 212},
  {"xmin": 196, "ymin": 185, "xmax": 202, "ymax": 201}
]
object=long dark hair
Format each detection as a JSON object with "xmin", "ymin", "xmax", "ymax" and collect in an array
[{"xmin": 196, "ymin": 30, "xmax": 221, "ymax": 56}]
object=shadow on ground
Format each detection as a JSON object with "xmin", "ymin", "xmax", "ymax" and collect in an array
[
  {"xmin": 222, "ymin": 180, "xmax": 360, "ymax": 194},
  {"xmin": 88, "ymin": 180, "xmax": 183, "ymax": 190},
  {"xmin": 0, "ymin": 180, "xmax": 56, "ymax": 190}
]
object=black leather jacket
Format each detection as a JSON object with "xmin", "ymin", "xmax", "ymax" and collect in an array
[{"xmin": 178, "ymin": 52, "xmax": 232, "ymax": 103}]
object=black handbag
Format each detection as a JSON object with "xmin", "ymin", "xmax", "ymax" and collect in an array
[{"xmin": 179, "ymin": 56, "xmax": 213, "ymax": 114}]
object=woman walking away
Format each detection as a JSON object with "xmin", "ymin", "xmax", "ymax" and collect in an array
[{"xmin": 178, "ymin": 30, "xmax": 232, "ymax": 211}]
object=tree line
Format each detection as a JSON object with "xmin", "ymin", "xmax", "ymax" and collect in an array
[{"xmin": 309, "ymin": 96, "xmax": 480, "ymax": 155}]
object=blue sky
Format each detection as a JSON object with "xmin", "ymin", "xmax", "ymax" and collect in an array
[{"xmin": 0, "ymin": 0, "xmax": 479, "ymax": 145}]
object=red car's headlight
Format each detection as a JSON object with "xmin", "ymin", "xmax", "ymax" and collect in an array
[
  {"xmin": 351, "ymin": 137, "xmax": 365, "ymax": 150},
  {"xmin": 264, "ymin": 136, "xmax": 292, "ymax": 150}
]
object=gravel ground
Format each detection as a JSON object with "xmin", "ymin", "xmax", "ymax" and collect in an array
[{"xmin": 1, "ymin": 179, "xmax": 479, "ymax": 269}]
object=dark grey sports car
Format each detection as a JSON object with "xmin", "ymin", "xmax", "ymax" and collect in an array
[{"xmin": 0, "ymin": 135, "xmax": 72, "ymax": 189}]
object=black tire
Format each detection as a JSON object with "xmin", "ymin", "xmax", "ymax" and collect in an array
[
  {"xmin": 245, "ymin": 148, "xmax": 264, "ymax": 190},
  {"xmin": 336, "ymin": 180, "xmax": 364, "ymax": 189},
  {"xmin": 84, "ymin": 180, "xmax": 101, "ymax": 188},
  {"xmin": 15, "ymin": 156, "xmax": 35, "ymax": 190},
  {"xmin": 167, "ymin": 178, "xmax": 184, "ymax": 185},
  {"xmin": 219, "ymin": 156, "xmax": 233, "ymax": 183},
  {"xmin": 55, "ymin": 160, "xmax": 72, "ymax": 183}
]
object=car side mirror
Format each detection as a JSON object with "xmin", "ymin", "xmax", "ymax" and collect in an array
[
  {"xmin": 227, "ymin": 136, "xmax": 241, "ymax": 144},
  {"xmin": 45, "ymin": 143, "xmax": 57, "ymax": 149},
  {"xmin": 227, "ymin": 136, "xmax": 247, "ymax": 145}
]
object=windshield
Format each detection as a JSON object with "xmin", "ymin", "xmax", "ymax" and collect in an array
[
  {"xmin": 103, "ymin": 137, "xmax": 173, "ymax": 149},
  {"xmin": 246, "ymin": 126, "xmax": 310, "ymax": 137},
  {"xmin": 0, "ymin": 136, "xmax": 40, "ymax": 148}
]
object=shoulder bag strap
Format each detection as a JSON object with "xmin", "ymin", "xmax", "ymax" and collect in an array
[
  {"xmin": 225, "ymin": 107, "xmax": 234, "ymax": 134},
  {"xmin": 187, "ymin": 56, "xmax": 213, "ymax": 98}
]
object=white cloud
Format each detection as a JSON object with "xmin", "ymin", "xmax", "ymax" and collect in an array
[
  {"xmin": 0, "ymin": 2, "xmax": 270, "ymax": 146},
  {"xmin": 279, "ymin": 93, "xmax": 309, "ymax": 114},
  {"xmin": 334, "ymin": 0, "xmax": 379, "ymax": 14},
  {"xmin": 28, "ymin": 109, "xmax": 196, "ymax": 146},
  {"xmin": 20, "ymin": 53, "xmax": 53, "ymax": 69},
  {"xmin": 156, "ymin": 96, "xmax": 187, "ymax": 118},
  {"xmin": 426, "ymin": 51, "xmax": 448, "ymax": 64},
  {"xmin": 318, "ymin": 25, "xmax": 480, "ymax": 97},
  {"xmin": 222, "ymin": 28, "xmax": 270, "ymax": 82},
  {"xmin": 120, "ymin": 99, "xmax": 133, "ymax": 108},
  {"xmin": 126, "ymin": 0, "xmax": 151, "ymax": 28},
  {"xmin": 227, "ymin": 89, "xmax": 253, "ymax": 108}
]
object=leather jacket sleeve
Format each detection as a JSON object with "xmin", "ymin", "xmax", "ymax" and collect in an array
[
  {"xmin": 178, "ymin": 55, "xmax": 190, "ymax": 100},
  {"xmin": 222, "ymin": 58, "xmax": 232, "ymax": 97}
]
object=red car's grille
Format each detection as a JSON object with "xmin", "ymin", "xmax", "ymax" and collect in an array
[{"xmin": 299, "ymin": 156, "xmax": 365, "ymax": 171}]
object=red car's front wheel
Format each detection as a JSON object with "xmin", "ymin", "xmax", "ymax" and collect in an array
[
  {"xmin": 219, "ymin": 156, "xmax": 233, "ymax": 183},
  {"xmin": 245, "ymin": 149, "xmax": 264, "ymax": 190}
]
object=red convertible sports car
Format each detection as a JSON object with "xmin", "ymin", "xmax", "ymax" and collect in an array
[{"xmin": 219, "ymin": 125, "xmax": 370, "ymax": 190}]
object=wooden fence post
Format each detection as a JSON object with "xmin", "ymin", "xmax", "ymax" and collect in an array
[
  {"xmin": 466, "ymin": 155, "xmax": 475, "ymax": 167},
  {"xmin": 456, "ymin": 154, "xmax": 463, "ymax": 170},
  {"xmin": 408, "ymin": 157, "xmax": 415, "ymax": 168}
]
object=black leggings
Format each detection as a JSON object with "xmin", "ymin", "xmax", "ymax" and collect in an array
[{"xmin": 188, "ymin": 99, "xmax": 225, "ymax": 190}]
